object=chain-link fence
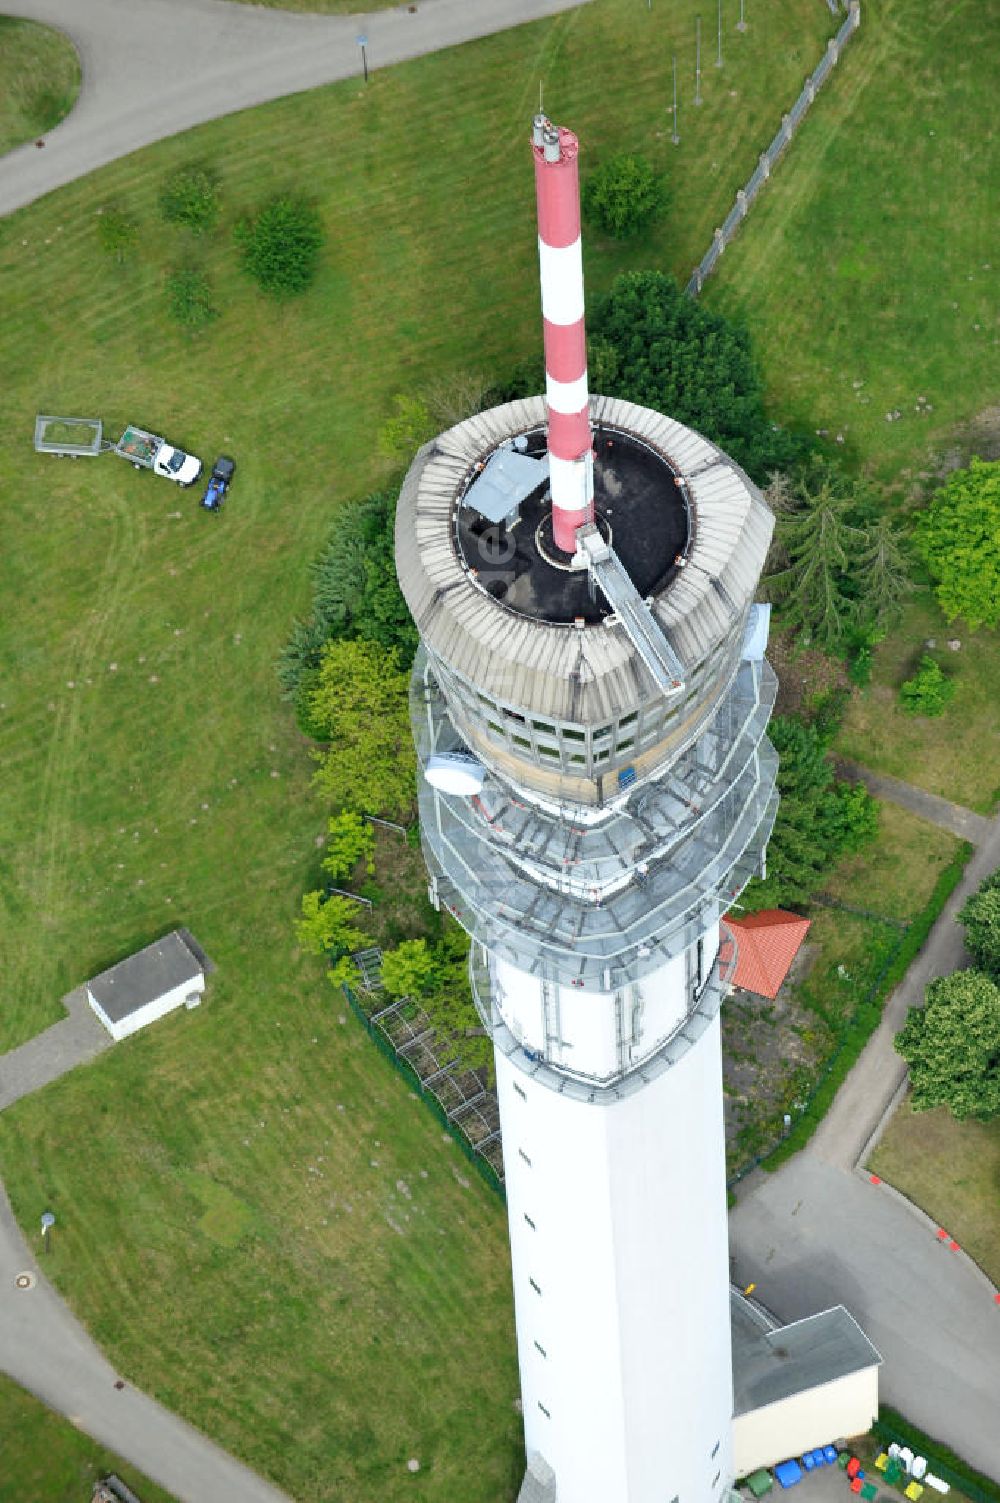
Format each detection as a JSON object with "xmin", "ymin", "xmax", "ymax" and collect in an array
[
  {"xmin": 686, "ymin": 1, "xmax": 861, "ymax": 299},
  {"xmin": 340, "ymin": 959, "xmax": 506, "ymax": 1197}
]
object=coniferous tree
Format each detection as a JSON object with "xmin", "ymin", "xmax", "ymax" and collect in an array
[
  {"xmin": 765, "ymin": 479, "xmax": 863, "ymax": 648},
  {"xmin": 852, "ymin": 514, "xmax": 914, "ymax": 632}
]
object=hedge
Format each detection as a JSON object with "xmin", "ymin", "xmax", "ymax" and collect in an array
[{"xmin": 873, "ymin": 1405, "xmax": 1000, "ymax": 1503}]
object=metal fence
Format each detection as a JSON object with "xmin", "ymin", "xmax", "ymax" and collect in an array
[
  {"xmin": 341, "ymin": 952, "xmax": 506, "ymax": 1190},
  {"xmin": 686, "ymin": 1, "xmax": 861, "ymax": 298}
]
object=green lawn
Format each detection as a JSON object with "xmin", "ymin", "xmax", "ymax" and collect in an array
[
  {"xmin": 822, "ymin": 799, "xmax": 964, "ymax": 921},
  {"xmin": 870, "ymin": 1100, "xmax": 1000, "ymax": 1288},
  {"xmin": 0, "ymin": 2, "xmax": 839, "ymax": 1497},
  {"xmin": 0, "ymin": 1373, "xmax": 176, "ymax": 1503},
  {"xmin": 837, "ymin": 596, "xmax": 1000, "ymax": 813},
  {"xmin": 708, "ymin": 0, "xmax": 998, "ymax": 484},
  {"xmin": 0, "ymin": 0, "xmax": 995, "ymax": 1495},
  {"xmin": 0, "ymin": 17, "xmax": 80, "ymax": 158}
]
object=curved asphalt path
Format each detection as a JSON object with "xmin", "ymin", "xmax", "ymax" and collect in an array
[
  {"xmin": 0, "ymin": 0, "xmax": 590, "ymax": 219},
  {"xmin": 731, "ymin": 788, "xmax": 1000, "ymax": 1482}
]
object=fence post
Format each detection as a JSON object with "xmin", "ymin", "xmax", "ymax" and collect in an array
[
  {"xmin": 736, "ymin": 188, "xmax": 747, "ymax": 217},
  {"xmin": 849, "ymin": 0, "xmax": 861, "ymax": 27},
  {"xmin": 759, "ymin": 150, "xmax": 770, "ymax": 180},
  {"xmin": 713, "ymin": 227, "xmax": 725, "ymax": 255},
  {"xmin": 692, "ymin": 266, "xmax": 704, "ymax": 293},
  {"xmin": 805, "ymin": 76, "xmax": 816, "ymax": 104},
  {"xmin": 827, "ymin": 35, "xmax": 839, "ymax": 63}
]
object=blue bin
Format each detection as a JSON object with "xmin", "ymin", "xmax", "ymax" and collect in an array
[{"xmin": 775, "ymin": 1461, "xmax": 803, "ymax": 1489}]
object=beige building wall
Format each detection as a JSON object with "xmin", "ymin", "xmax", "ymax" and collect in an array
[{"xmin": 733, "ymin": 1366, "xmax": 879, "ymax": 1476}]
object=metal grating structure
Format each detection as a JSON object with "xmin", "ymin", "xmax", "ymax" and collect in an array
[{"xmin": 359, "ymin": 965, "xmax": 506, "ymax": 1182}]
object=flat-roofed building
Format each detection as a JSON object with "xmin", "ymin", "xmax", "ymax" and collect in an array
[{"xmin": 86, "ymin": 929, "xmax": 212, "ymax": 1042}]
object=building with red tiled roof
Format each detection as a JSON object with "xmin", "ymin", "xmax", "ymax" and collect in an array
[{"xmin": 724, "ymin": 909, "xmax": 812, "ymax": 999}]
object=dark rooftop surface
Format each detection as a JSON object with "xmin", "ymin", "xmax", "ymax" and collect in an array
[
  {"xmin": 88, "ymin": 929, "xmax": 207, "ymax": 1022},
  {"xmin": 732, "ymin": 1296, "xmax": 881, "ymax": 1415},
  {"xmin": 455, "ymin": 426, "xmax": 689, "ymax": 624}
]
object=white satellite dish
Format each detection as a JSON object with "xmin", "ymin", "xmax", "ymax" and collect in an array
[{"xmin": 425, "ymin": 753, "xmax": 486, "ymax": 796}]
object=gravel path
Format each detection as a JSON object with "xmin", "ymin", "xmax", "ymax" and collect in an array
[{"xmin": 836, "ymin": 761, "xmax": 993, "ymax": 844}]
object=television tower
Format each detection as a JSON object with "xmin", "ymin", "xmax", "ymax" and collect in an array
[{"xmin": 395, "ymin": 115, "xmax": 778, "ymax": 1503}]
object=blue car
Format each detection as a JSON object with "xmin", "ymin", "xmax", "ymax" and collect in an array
[{"xmin": 201, "ymin": 455, "xmax": 235, "ymax": 511}]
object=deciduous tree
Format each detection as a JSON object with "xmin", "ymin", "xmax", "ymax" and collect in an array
[
  {"xmin": 322, "ymin": 812, "xmax": 376, "ymax": 884},
  {"xmin": 915, "ymin": 458, "xmax": 1000, "ymax": 629},
  {"xmin": 591, "ymin": 270, "xmax": 803, "ymax": 484},
  {"xmin": 309, "ymin": 639, "xmax": 414, "ymax": 820},
  {"xmin": 895, "ymin": 969, "xmax": 1000, "ymax": 1121},
  {"xmin": 959, "ymin": 872, "xmax": 1000, "ymax": 979},
  {"xmin": 582, "ymin": 153, "xmax": 668, "ymax": 239},
  {"xmin": 295, "ymin": 891, "xmax": 368, "ymax": 957}
]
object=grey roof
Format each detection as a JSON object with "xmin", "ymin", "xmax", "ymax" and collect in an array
[
  {"xmin": 463, "ymin": 447, "xmax": 549, "ymax": 523},
  {"xmin": 731, "ymin": 1295, "xmax": 882, "ymax": 1416},
  {"xmin": 395, "ymin": 395, "xmax": 774, "ymax": 725},
  {"xmin": 88, "ymin": 929, "xmax": 208, "ymax": 1022}
]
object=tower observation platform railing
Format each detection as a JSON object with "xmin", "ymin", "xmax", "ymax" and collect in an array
[
  {"xmin": 416, "ymin": 655, "xmax": 778, "ymax": 992},
  {"xmin": 468, "ymin": 915, "xmax": 742, "ymax": 1103}
]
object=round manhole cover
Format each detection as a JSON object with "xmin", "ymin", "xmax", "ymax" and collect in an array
[{"xmin": 15, "ymin": 1271, "xmax": 36, "ymax": 1291}]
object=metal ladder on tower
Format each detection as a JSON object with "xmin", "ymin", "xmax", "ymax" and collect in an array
[
  {"xmin": 575, "ymin": 522, "xmax": 686, "ymax": 696},
  {"xmin": 540, "ymin": 977, "xmax": 561, "ymax": 1061}
]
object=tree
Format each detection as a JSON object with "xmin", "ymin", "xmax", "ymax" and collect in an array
[
  {"xmin": 278, "ymin": 486, "xmax": 417, "ymax": 715},
  {"xmin": 381, "ymin": 938, "xmax": 439, "ymax": 998},
  {"xmin": 322, "ymin": 811, "xmax": 376, "ymax": 884},
  {"xmin": 766, "ymin": 477, "xmax": 863, "ymax": 647},
  {"xmin": 591, "ymin": 271, "xmax": 803, "ymax": 484},
  {"xmin": 295, "ymin": 890, "xmax": 368, "ymax": 956},
  {"xmin": 898, "ymin": 655, "xmax": 954, "ymax": 717},
  {"xmin": 915, "ymin": 458, "xmax": 1000, "ymax": 629},
  {"xmin": 309, "ymin": 638, "xmax": 415, "ymax": 819},
  {"xmin": 741, "ymin": 713, "xmax": 879, "ymax": 910},
  {"xmin": 959, "ymin": 871, "xmax": 1000, "ymax": 979},
  {"xmin": 582, "ymin": 153, "xmax": 668, "ymax": 239},
  {"xmin": 160, "ymin": 163, "xmax": 220, "ymax": 233},
  {"xmin": 236, "ymin": 195, "xmax": 323, "ymax": 297},
  {"xmin": 852, "ymin": 514, "xmax": 914, "ymax": 632},
  {"xmin": 895, "ymin": 969, "xmax": 1000, "ymax": 1122}
]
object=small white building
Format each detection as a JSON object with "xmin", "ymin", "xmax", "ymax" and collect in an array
[
  {"xmin": 87, "ymin": 929, "xmax": 211, "ymax": 1042},
  {"xmin": 732, "ymin": 1296, "xmax": 882, "ymax": 1476}
]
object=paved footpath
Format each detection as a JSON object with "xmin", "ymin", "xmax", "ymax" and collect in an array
[
  {"xmin": 731, "ymin": 778, "xmax": 1000, "ymax": 1482},
  {"xmin": 0, "ymin": 0, "xmax": 590, "ymax": 218},
  {"xmin": 0, "ymin": 988, "xmax": 111, "ymax": 1111}
]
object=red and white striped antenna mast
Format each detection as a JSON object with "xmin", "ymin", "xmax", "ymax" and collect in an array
[{"xmin": 532, "ymin": 113, "xmax": 595, "ymax": 556}]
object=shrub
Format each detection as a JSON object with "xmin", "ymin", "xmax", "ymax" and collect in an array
[
  {"xmin": 97, "ymin": 205, "xmax": 138, "ymax": 263},
  {"xmin": 582, "ymin": 152, "xmax": 668, "ymax": 238},
  {"xmin": 899, "ymin": 654, "xmax": 954, "ymax": 716},
  {"xmin": 164, "ymin": 267, "xmax": 218, "ymax": 328},
  {"xmin": 236, "ymin": 195, "xmax": 324, "ymax": 297},
  {"xmin": 160, "ymin": 163, "xmax": 221, "ymax": 233}
]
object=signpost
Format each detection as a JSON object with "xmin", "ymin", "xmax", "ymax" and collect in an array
[
  {"xmin": 41, "ymin": 1211, "xmax": 55, "ymax": 1255},
  {"xmin": 356, "ymin": 33, "xmax": 369, "ymax": 83}
]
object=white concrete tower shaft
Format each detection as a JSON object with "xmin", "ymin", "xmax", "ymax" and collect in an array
[{"xmin": 395, "ymin": 126, "xmax": 777, "ymax": 1500}]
